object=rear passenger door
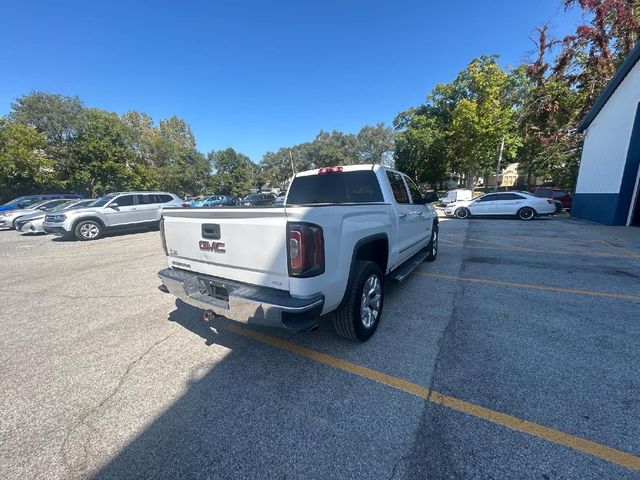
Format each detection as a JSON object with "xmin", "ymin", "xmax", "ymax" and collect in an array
[
  {"xmin": 386, "ymin": 171, "xmax": 424, "ymax": 264},
  {"xmin": 136, "ymin": 194, "xmax": 163, "ymax": 223},
  {"xmin": 493, "ymin": 193, "xmax": 526, "ymax": 215},
  {"xmin": 404, "ymin": 175, "xmax": 433, "ymax": 241}
]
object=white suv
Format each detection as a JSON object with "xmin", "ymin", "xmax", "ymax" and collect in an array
[{"xmin": 43, "ymin": 191, "xmax": 183, "ymax": 240}]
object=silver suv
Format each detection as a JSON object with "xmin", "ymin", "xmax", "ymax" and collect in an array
[{"xmin": 43, "ymin": 191, "xmax": 183, "ymax": 240}]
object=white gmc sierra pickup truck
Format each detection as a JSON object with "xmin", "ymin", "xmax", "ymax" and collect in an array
[{"xmin": 158, "ymin": 164, "xmax": 438, "ymax": 341}]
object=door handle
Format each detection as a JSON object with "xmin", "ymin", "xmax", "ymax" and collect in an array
[
  {"xmin": 398, "ymin": 212, "xmax": 406, "ymax": 218},
  {"xmin": 412, "ymin": 211, "xmax": 424, "ymax": 215}
]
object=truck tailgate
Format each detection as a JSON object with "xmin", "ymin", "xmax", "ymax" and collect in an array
[{"xmin": 162, "ymin": 208, "xmax": 290, "ymax": 290}]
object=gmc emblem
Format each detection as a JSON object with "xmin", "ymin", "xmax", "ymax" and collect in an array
[{"xmin": 199, "ymin": 240, "xmax": 226, "ymax": 253}]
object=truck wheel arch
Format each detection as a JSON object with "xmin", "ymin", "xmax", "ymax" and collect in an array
[{"xmin": 338, "ymin": 234, "xmax": 389, "ymax": 308}]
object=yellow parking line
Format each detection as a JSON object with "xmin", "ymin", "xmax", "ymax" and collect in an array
[
  {"xmin": 227, "ymin": 324, "xmax": 640, "ymax": 472},
  {"xmin": 601, "ymin": 240, "xmax": 640, "ymax": 258},
  {"xmin": 415, "ymin": 272, "xmax": 640, "ymax": 302},
  {"xmin": 443, "ymin": 233, "xmax": 603, "ymax": 245},
  {"xmin": 439, "ymin": 240, "xmax": 627, "ymax": 258}
]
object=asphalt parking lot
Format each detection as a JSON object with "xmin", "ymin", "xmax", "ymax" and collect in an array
[{"xmin": 0, "ymin": 217, "xmax": 639, "ymax": 479}]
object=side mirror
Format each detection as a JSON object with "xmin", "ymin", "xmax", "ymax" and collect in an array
[{"xmin": 109, "ymin": 203, "xmax": 119, "ymax": 208}]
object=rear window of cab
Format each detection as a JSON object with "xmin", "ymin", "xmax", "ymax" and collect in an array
[{"xmin": 287, "ymin": 170, "xmax": 384, "ymax": 204}]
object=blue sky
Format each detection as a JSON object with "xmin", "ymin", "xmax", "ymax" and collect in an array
[{"xmin": 1, "ymin": 0, "xmax": 583, "ymax": 161}]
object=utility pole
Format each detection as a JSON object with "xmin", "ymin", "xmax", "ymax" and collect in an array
[
  {"xmin": 494, "ymin": 136, "xmax": 505, "ymax": 192},
  {"xmin": 289, "ymin": 149, "xmax": 296, "ymax": 175}
]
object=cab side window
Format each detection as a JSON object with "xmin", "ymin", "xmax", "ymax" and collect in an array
[
  {"xmin": 114, "ymin": 195, "xmax": 135, "ymax": 207},
  {"xmin": 386, "ymin": 171, "xmax": 410, "ymax": 204},
  {"xmin": 405, "ymin": 177, "xmax": 423, "ymax": 204},
  {"xmin": 136, "ymin": 194, "xmax": 155, "ymax": 205}
]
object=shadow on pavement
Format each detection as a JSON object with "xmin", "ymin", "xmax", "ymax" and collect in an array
[{"xmin": 92, "ymin": 298, "xmax": 411, "ymax": 480}]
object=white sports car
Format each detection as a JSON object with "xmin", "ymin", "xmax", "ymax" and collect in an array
[{"xmin": 443, "ymin": 191, "xmax": 556, "ymax": 220}]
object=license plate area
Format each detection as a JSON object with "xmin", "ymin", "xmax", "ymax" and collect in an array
[{"xmin": 197, "ymin": 277, "xmax": 230, "ymax": 307}]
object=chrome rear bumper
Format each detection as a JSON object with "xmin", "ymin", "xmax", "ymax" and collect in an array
[{"xmin": 158, "ymin": 267, "xmax": 324, "ymax": 331}]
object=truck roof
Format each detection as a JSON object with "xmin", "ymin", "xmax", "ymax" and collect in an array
[{"xmin": 294, "ymin": 164, "xmax": 381, "ymax": 177}]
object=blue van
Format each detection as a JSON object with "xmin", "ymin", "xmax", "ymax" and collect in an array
[{"xmin": 0, "ymin": 194, "xmax": 84, "ymax": 213}]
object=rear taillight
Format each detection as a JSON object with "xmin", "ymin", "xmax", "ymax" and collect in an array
[
  {"xmin": 287, "ymin": 222, "xmax": 324, "ymax": 277},
  {"xmin": 181, "ymin": 203, "xmax": 189, "ymax": 208},
  {"xmin": 547, "ymin": 199, "xmax": 555, "ymax": 205},
  {"xmin": 160, "ymin": 217, "xmax": 168, "ymax": 255}
]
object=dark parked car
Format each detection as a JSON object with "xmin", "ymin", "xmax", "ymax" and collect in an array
[
  {"xmin": 0, "ymin": 194, "xmax": 83, "ymax": 213},
  {"xmin": 273, "ymin": 191, "xmax": 286, "ymax": 206},
  {"xmin": 531, "ymin": 187, "xmax": 572, "ymax": 211},
  {"xmin": 241, "ymin": 193, "xmax": 276, "ymax": 206},
  {"xmin": 218, "ymin": 196, "xmax": 242, "ymax": 206}
]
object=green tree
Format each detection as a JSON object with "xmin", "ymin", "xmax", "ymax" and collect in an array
[
  {"xmin": 9, "ymin": 92, "xmax": 87, "ymax": 186},
  {"xmin": 356, "ymin": 124, "xmax": 395, "ymax": 165},
  {"xmin": 121, "ymin": 111, "xmax": 158, "ymax": 166},
  {"xmin": 66, "ymin": 109, "xmax": 157, "ymax": 196},
  {"xmin": 446, "ymin": 56, "xmax": 520, "ymax": 188},
  {"xmin": 9, "ymin": 92, "xmax": 87, "ymax": 144},
  {"xmin": 159, "ymin": 116, "xmax": 196, "ymax": 151},
  {"xmin": 395, "ymin": 56, "xmax": 520, "ymax": 188},
  {"xmin": 305, "ymin": 130, "xmax": 360, "ymax": 167},
  {"xmin": 150, "ymin": 116, "xmax": 208, "ymax": 195},
  {"xmin": 208, "ymin": 148, "xmax": 255, "ymax": 196},
  {"xmin": 260, "ymin": 149, "xmax": 296, "ymax": 188},
  {"xmin": 395, "ymin": 112, "xmax": 449, "ymax": 186},
  {"xmin": 0, "ymin": 119, "xmax": 56, "ymax": 200}
]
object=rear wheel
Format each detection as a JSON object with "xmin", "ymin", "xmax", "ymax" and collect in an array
[
  {"xmin": 333, "ymin": 260, "xmax": 384, "ymax": 342},
  {"xmin": 425, "ymin": 226, "xmax": 438, "ymax": 261},
  {"xmin": 455, "ymin": 207, "xmax": 470, "ymax": 219},
  {"xmin": 74, "ymin": 220, "xmax": 103, "ymax": 241},
  {"xmin": 517, "ymin": 207, "xmax": 536, "ymax": 221}
]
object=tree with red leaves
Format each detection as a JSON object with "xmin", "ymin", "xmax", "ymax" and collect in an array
[{"xmin": 561, "ymin": 0, "xmax": 640, "ymax": 108}]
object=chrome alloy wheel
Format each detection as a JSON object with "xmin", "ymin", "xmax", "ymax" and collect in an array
[
  {"xmin": 360, "ymin": 274, "xmax": 382, "ymax": 328},
  {"xmin": 519, "ymin": 208, "xmax": 534, "ymax": 220},
  {"xmin": 80, "ymin": 223, "xmax": 100, "ymax": 239},
  {"xmin": 431, "ymin": 230, "xmax": 438, "ymax": 256}
]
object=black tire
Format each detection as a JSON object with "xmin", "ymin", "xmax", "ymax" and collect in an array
[
  {"xmin": 517, "ymin": 207, "xmax": 536, "ymax": 221},
  {"xmin": 425, "ymin": 225, "xmax": 438, "ymax": 262},
  {"xmin": 333, "ymin": 260, "xmax": 384, "ymax": 342},
  {"xmin": 455, "ymin": 207, "xmax": 470, "ymax": 219},
  {"xmin": 74, "ymin": 220, "xmax": 103, "ymax": 241}
]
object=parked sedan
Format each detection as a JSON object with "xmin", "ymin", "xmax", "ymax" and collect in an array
[
  {"xmin": 190, "ymin": 195, "xmax": 239, "ymax": 207},
  {"xmin": 0, "ymin": 199, "xmax": 74, "ymax": 229},
  {"xmin": 444, "ymin": 191, "xmax": 556, "ymax": 220},
  {"xmin": 241, "ymin": 193, "xmax": 276, "ymax": 206},
  {"xmin": 15, "ymin": 199, "xmax": 93, "ymax": 234}
]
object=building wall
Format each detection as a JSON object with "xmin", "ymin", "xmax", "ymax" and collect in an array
[{"xmin": 573, "ymin": 60, "xmax": 640, "ymax": 225}]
